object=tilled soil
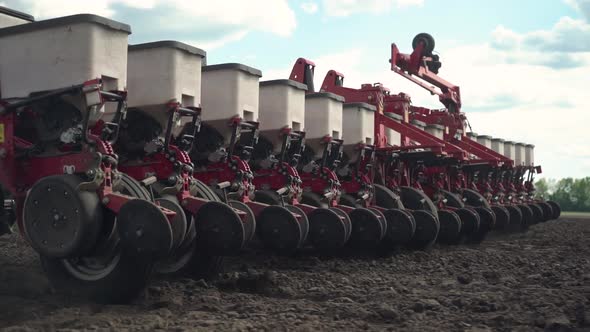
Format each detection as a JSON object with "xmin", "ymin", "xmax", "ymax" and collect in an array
[{"xmin": 1, "ymin": 218, "xmax": 589, "ymax": 332}]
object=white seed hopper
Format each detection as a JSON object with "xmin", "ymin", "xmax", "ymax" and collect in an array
[
  {"xmin": 514, "ymin": 142, "xmax": 525, "ymax": 166},
  {"xmin": 410, "ymin": 119, "xmax": 427, "ymax": 131},
  {"xmin": 477, "ymin": 135, "xmax": 492, "ymax": 149},
  {"xmin": 425, "ymin": 123, "xmax": 444, "ymax": 140},
  {"xmin": 466, "ymin": 132, "xmax": 478, "ymax": 141},
  {"xmin": 491, "ymin": 137, "xmax": 505, "ymax": 155},
  {"xmin": 258, "ymin": 79, "xmax": 307, "ymax": 152},
  {"xmin": 342, "ymin": 102, "xmax": 375, "ymax": 162},
  {"xmin": 127, "ymin": 41, "xmax": 206, "ymax": 135},
  {"xmin": 384, "ymin": 112, "xmax": 402, "ymax": 146},
  {"xmin": 0, "ymin": 14, "xmax": 130, "ymax": 99},
  {"xmin": 304, "ymin": 92, "xmax": 344, "ymax": 158},
  {"xmin": 503, "ymin": 140, "xmax": 516, "ymax": 161},
  {"xmin": 525, "ymin": 143, "xmax": 535, "ymax": 166},
  {"xmin": 200, "ymin": 63, "xmax": 262, "ymax": 142}
]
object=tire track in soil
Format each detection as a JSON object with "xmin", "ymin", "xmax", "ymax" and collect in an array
[{"xmin": 1, "ymin": 219, "xmax": 589, "ymax": 331}]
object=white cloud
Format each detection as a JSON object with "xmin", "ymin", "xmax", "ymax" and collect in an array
[
  {"xmin": 565, "ymin": 0, "xmax": 590, "ymax": 21},
  {"xmin": 301, "ymin": 2, "xmax": 319, "ymax": 14},
  {"xmin": 322, "ymin": 0, "xmax": 423, "ymax": 17},
  {"xmin": 5, "ymin": 0, "xmax": 297, "ymax": 48},
  {"xmin": 492, "ymin": 17, "xmax": 590, "ymax": 54}
]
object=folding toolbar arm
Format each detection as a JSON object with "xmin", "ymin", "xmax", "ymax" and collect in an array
[{"xmin": 390, "ymin": 33, "xmax": 462, "ymax": 113}]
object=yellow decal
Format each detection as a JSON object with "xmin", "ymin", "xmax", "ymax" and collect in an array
[{"xmin": 0, "ymin": 124, "xmax": 4, "ymax": 143}]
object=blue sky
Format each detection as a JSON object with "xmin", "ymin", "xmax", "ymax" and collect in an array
[{"xmin": 2, "ymin": 0, "xmax": 590, "ymax": 179}]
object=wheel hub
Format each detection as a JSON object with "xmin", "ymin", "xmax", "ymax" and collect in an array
[{"xmin": 23, "ymin": 175, "xmax": 102, "ymax": 258}]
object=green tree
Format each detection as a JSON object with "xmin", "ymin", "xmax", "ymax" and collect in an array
[{"xmin": 536, "ymin": 177, "xmax": 590, "ymax": 212}]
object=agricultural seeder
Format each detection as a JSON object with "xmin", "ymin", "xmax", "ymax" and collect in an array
[
  {"xmin": 387, "ymin": 32, "xmax": 560, "ymax": 223},
  {"xmin": 0, "ymin": 5, "xmax": 561, "ymax": 304},
  {"xmin": 289, "ymin": 32, "xmax": 560, "ymax": 243},
  {"xmin": 0, "ymin": 12, "xmax": 253, "ymax": 303}
]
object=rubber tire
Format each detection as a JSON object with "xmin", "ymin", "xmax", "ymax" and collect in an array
[
  {"xmin": 547, "ymin": 200, "xmax": 561, "ymax": 220},
  {"xmin": 41, "ymin": 174, "xmax": 154, "ymax": 304},
  {"xmin": 536, "ymin": 202, "xmax": 553, "ymax": 222},
  {"xmin": 40, "ymin": 250, "xmax": 153, "ymax": 304},
  {"xmin": 412, "ymin": 32, "xmax": 435, "ymax": 55},
  {"xmin": 528, "ymin": 204, "xmax": 544, "ymax": 225}
]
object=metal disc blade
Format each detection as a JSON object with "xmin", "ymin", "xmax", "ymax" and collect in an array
[
  {"xmin": 491, "ymin": 206, "xmax": 510, "ymax": 231},
  {"xmin": 368, "ymin": 207, "xmax": 388, "ymax": 240},
  {"xmin": 307, "ymin": 208, "xmax": 347, "ymax": 251},
  {"xmin": 194, "ymin": 201, "xmax": 245, "ymax": 255},
  {"xmin": 504, "ymin": 205, "xmax": 523, "ymax": 232},
  {"xmin": 408, "ymin": 210, "xmax": 439, "ymax": 249},
  {"xmin": 284, "ymin": 205, "xmax": 310, "ymax": 248},
  {"xmin": 117, "ymin": 199, "xmax": 173, "ymax": 257},
  {"xmin": 156, "ymin": 196, "xmax": 188, "ymax": 251},
  {"xmin": 381, "ymin": 208, "xmax": 416, "ymax": 247},
  {"xmin": 228, "ymin": 200, "xmax": 257, "ymax": 243},
  {"xmin": 329, "ymin": 207, "xmax": 352, "ymax": 241},
  {"xmin": 437, "ymin": 210, "xmax": 462, "ymax": 245},
  {"xmin": 469, "ymin": 207, "xmax": 495, "ymax": 244},
  {"xmin": 455, "ymin": 208, "xmax": 481, "ymax": 238},
  {"xmin": 347, "ymin": 208, "xmax": 384, "ymax": 250},
  {"xmin": 256, "ymin": 205, "xmax": 302, "ymax": 253}
]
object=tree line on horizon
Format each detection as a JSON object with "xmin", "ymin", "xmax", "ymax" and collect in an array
[{"xmin": 535, "ymin": 177, "xmax": 590, "ymax": 212}]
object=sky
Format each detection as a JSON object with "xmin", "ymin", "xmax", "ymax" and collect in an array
[{"xmin": 2, "ymin": 0, "xmax": 589, "ymax": 179}]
